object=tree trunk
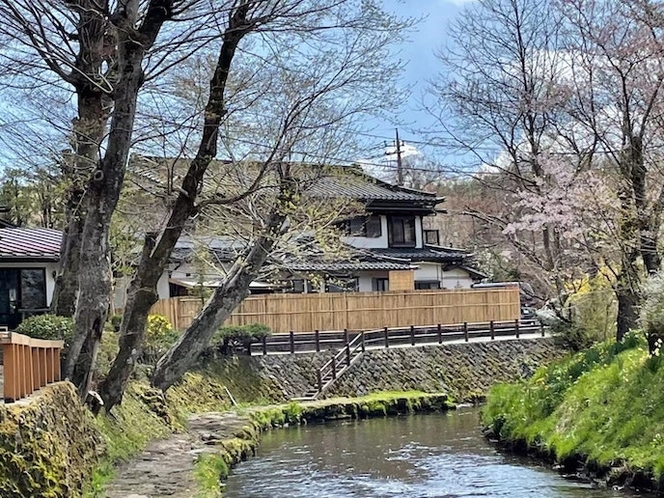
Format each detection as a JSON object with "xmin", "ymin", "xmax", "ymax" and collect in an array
[
  {"xmin": 615, "ymin": 256, "xmax": 640, "ymax": 342},
  {"xmin": 50, "ymin": 214, "xmax": 83, "ymax": 317},
  {"xmin": 51, "ymin": 97, "xmax": 105, "ymax": 316},
  {"xmin": 67, "ymin": 25, "xmax": 158, "ymax": 395},
  {"xmin": 98, "ymin": 5, "xmax": 253, "ymax": 411},
  {"xmin": 97, "ymin": 233, "xmax": 161, "ymax": 409},
  {"xmin": 152, "ymin": 191, "xmax": 291, "ymax": 392}
]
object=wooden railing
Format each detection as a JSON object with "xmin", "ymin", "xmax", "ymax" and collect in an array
[
  {"xmin": 249, "ymin": 319, "xmax": 547, "ymax": 356},
  {"xmin": 0, "ymin": 331, "xmax": 63, "ymax": 403}
]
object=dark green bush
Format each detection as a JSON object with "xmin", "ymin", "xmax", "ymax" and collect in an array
[
  {"xmin": 15, "ymin": 314, "xmax": 73, "ymax": 348},
  {"xmin": 110, "ymin": 313, "xmax": 123, "ymax": 332},
  {"xmin": 214, "ymin": 324, "xmax": 271, "ymax": 355}
]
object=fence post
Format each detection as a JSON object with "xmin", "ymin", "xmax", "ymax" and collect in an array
[
  {"xmin": 315, "ymin": 329, "xmax": 320, "ymax": 352},
  {"xmin": 384, "ymin": 327, "xmax": 389, "ymax": 348},
  {"xmin": 332, "ymin": 356, "xmax": 337, "ymax": 379},
  {"xmin": 540, "ymin": 321, "xmax": 545, "ymax": 337},
  {"xmin": 3, "ymin": 344, "xmax": 16, "ymax": 403},
  {"xmin": 361, "ymin": 331, "xmax": 366, "ymax": 352},
  {"xmin": 346, "ymin": 344, "xmax": 351, "ymax": 366},
  {"xmin": 289, "ymin": 331, "xmax": 295, "ymax": 354},
  {"xmin": 262, "ymin": 335, "xmax": 267, "ymax": 355},
  {"xmin": 437, "ymin": 323, "xmax": 442, "ymax": 344},
  {"xmin": 410, "ymin": 325, "xmax": 415, "ymax": 346},
  {"xmin": 463, "ymin": 322, "xmax": 469, "ymax": 342},
  {"xmin": 515, "ymin": 319, "xmax": 520, "ymax": 339},
  {"xmin": 490, "ymin": 320, "xmax": 495, "ymax": 340},
  {"xmin": 317, "ymin": 370, "xmax": 323, "ymax": 392},
  {"xmin": 344, "ymin": 328, "xmax": 349, "ymax": 347}
]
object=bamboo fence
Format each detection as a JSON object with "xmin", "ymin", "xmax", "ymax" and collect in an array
[{"xmin": 150, "ymin": 287, "xmax": 521, "ymax": 333}]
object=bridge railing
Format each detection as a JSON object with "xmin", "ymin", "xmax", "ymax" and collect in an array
[
  {"xmin": 0, "ymin": 330, "xmax": 63, "ymax": 403},
  {"xmin": 249, "ymin": 320, "xmax": 547, "ymax": 356}
]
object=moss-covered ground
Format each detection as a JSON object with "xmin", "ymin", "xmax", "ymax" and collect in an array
[
  {"xmin": 85, "ymin": 371, "xmax": 233, "ymax": 497},
  {"xmin": 483, "ymin": 332, "xmax": 664, "ymax": 491}
]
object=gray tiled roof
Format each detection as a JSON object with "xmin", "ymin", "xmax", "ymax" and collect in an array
[
  {"xmin": 0, "ymin": 228, "xmax": 62, "ymax": 261},
  {"xmin": 306, "ymin": 172, "xmax": 438, "ymax": 203},
  {"xmin": 170, "ymin": 236, "xmax": 244, "ymax": 262},
  {"xmin": 368, "ymin": 246, "xmax": 468, "ymax": 263},
  {"xmin": 128, "ymin": 157, "xmax": 439, "ymax": 206},
  {"xmin": 286, "ymin": 258, "xmax": 412, "ymax": 272}
]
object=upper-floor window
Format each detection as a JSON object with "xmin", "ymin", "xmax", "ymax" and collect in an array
[
  {"xmin": 388, "ymin": 216, "xmax": 416, "ymax": 247},
  {"xmin": 424, "ymin": 229, "xmax": 440, "ymax": 246},
  {"xmin": 346, "ymin": 216, "xmax": 381, "ymax": 238}
]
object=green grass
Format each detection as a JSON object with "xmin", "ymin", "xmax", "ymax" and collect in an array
[
  {"xmin": 84, "ymin": 384, "xmax": 174, "ymax": 497},
  {"xmin": 193, "ymin": 454, "xmax": 228, "ymax": 498},
  {"xmin": 483, "ymin": 331, "xmax": 664, "ymax": 478}
]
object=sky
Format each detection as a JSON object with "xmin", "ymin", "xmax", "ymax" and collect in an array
[
  {"xmin": 362, "ymin": 0, "xmax": 476, "ymax": 172},
  {"xmin": 368, "ymin": 1, "xmax": 471, "ymax": 137}
]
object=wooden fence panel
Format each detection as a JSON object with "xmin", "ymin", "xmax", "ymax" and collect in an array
[{"xmin": 151, "ymin": 287, "xmax": 521, "ymax": 333}]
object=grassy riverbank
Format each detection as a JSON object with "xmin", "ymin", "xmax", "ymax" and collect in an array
[{"xmin": 483, "ymin": 332, "xmax": 664, "ymax": 491}]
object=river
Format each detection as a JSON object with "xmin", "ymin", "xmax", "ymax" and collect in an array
[{"xmin": 224, "ymin": 408, "xmax": 632, "ymax": 498}]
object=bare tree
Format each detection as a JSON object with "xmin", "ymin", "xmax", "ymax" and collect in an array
[
  {"xmin": 88, "ymin": 2, "xmax": 410, "ymax": 409},
  {"xmin": 426, "ymin": 0, "xmax": 590, "ymax": 298}
]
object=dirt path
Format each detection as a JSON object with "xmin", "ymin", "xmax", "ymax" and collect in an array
[{"xmin": 104, "ymin": 411, "xmax": 253, "ymax": 498}]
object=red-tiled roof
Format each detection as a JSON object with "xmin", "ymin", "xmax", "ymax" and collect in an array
[{"xmin": 0, "ymin": 228, "xmax": 62, "ymax": 261}]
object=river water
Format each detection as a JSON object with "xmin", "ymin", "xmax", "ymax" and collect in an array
[{"xmin": 224, "ymin": 408, "xmax": 632, "ymax": 498}]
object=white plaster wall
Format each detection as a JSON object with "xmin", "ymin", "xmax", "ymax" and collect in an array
[
  {"xmin": 413, "ymin": 262, "xmax": 440, "ymax": 282},
  {"xmin": 415, "ymin": 216, "xmax": 423, "ymax": 248},
  {"xmin": 357, "ymin": 271, "xmax": 390, "ymax": 292},
  {"xmin": 412, "ymin": 263, "xmax": 474, "ymax": 289},
  {"xmin": 0, "ymin": 262, "xmax": 58, "ymax": 306},
  {"xmin": 440, "ymin": 268, "xmax": 474, "ymax": 289},
  {"xmin": 342, "ymin": 215, "xmax": 389, "ymax": 249},
  {"xmin": 156, "ymin": 271, "xmax": 170, "ymax": 299}
]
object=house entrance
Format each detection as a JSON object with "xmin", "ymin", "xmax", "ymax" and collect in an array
[{"xmin": 0, "ymin": 269, "xmax": 47, "ymax": 329}]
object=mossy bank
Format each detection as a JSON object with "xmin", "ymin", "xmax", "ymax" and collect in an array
[
  {"xmin": 0, "ymin": 383, "xmax": 101, "ymax": 498},
  {"xmin": 483, "ymin": 333, "xmax": 664, "ymax": 494}
]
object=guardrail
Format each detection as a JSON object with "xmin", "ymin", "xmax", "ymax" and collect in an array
[
  {"xmin": 249, "ymin": 319, "xmax": 547, "ymax": 356},
  {"xmin": 0, "ymin": 331, "xmax": 64, "ymax": 403}
]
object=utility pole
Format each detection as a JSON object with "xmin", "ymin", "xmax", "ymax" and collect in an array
[{"xmin": 395, "ymin": 128, "xmax": 403, "ymax": 186}]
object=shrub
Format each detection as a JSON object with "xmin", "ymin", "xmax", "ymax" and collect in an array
[
  {"xmin": 110, "ymin": 313, "xmax": 123, "ymax": 332},
  {"xmin": 214, "ymin": 324, "xmax": 271, "ymax": 355},
  {"xmin": 141, "ymin": 314, "xmax": 180, "ymax": 363},
  {"xmin": 15, "ymin": 314, "xmax": 73, "ymax": 347}
]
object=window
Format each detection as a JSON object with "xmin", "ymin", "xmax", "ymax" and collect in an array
[
  {"xmin": 424, "ymin": 229, "xmax": 440, "ymax": 246},
  {"xmin": 415, "ymin": 281, "xmax": 441, "ymax": 290},
  {"xmin": 388, "ymin": 216, "xmax": 416, "ymax": 247},
  {"xmin": 346, "ymin": 216, "xmax": 382, "ymax": 238},
  {"xmin": 372, "ymin": 278, "xmax": 389, "ymax": 292},
  {"xmin": 20, "ymin": 269, "xmax": 47, "ymax": 311}
]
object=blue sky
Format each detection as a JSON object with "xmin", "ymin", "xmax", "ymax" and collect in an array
[{"xmin": 369, "ymin": 0, "xmax": 472, "ymax": 140}]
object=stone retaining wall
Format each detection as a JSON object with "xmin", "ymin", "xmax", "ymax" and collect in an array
[
  {"xmin": 0, "ymin": 382, "xmax": 101, "ymax": 498},
  {"xmin": 245, "ymin": 338, "xmax": 565, "ymax": 401}
]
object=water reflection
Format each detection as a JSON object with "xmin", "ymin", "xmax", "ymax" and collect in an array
[{"xmin": 225, "ymin": 408, "xmax": 632, "ymax": 497}]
